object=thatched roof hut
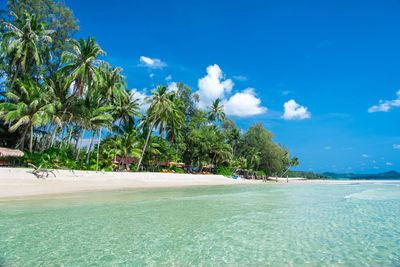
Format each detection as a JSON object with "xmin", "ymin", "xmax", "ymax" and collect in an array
[{"xmin": 0, "ymin": 147, "xmax": 24, "ymax": 158}]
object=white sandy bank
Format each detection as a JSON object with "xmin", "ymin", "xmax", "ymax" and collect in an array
[{"xmin": 0, "ymin": 167, "xmax": 262, "ymax": 198}]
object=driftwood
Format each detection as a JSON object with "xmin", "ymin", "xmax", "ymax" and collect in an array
[{"xmin": 28, "ymin": 163, "xmax": 56, "ymax": 179}]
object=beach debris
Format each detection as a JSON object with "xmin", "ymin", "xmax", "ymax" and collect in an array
[{"xmin": 28, "ymin": 163, "xmax": 56, "ymax": 179}]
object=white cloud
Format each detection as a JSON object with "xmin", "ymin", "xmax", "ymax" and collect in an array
[
  {"xmin": 373, "ymin": 166, "xmax": 380, "ymax": 169},
  {"xmin": 197, "ymin": 64, "xmax": 234, "ymax": 108},
  {"xmin": 324, "ymin": 146, "xmax": 332, "ymax": 150},
  {"xmin": 195, "ymin": 64, "xmax": 267, "ymax": 117},
  {"xmin": 139, "ymin": 56, "xmax": 167, "ymax": 69},
  {"xmin": 386, "ymin": 162, "xmax": 393, "ymax": 166},
  {"xmin": 149, "ymin": 73, "xmax": 154, "ymax": 78},
  {"xmin": 281, "ymin": 90, "xmax": 291, "ymax": 96},
  {"xmin": 281, "ymin": 100, "xmax": 311, "ymax": 120},
  {"xmin": 167, "ymin": 82, "xmax": 178, "ymax": 93},
  {"xmin": 131, "ymin": 88, "xmax": 150, "ymax": 112},
  {"xmin": 368, "ymin": 90, "xmax": 400, "ymax": 113},
  {"xmin": 233, "ymin": 75, "xmax": 247, "ymax": 81},
  {"xmin": 393, "ymin": 144, "xmax": 400, "ymax": 149},
  {"xmin": 165, "ymin": 75, "xmax": 172, "ymax": 81},
  {"xmin": 361, "ymin": 154, "xmax": 369, "ymax": 158},
  {"xmin": 223, "ymin": 88, "xmax": 267, "ymax": 117}
]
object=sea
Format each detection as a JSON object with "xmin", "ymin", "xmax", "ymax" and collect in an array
[{"xmin": 0, "ymin": 182, "xmax": 399, "ymax": 265}]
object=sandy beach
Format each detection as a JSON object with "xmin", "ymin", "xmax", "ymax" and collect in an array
[
  {"xmin": 1, "ymin": 167, "xmax": 398, "ymax": 199},
  {"xmin": 0, "ymin": 167, "xmax": 266, "ymax": 198}
]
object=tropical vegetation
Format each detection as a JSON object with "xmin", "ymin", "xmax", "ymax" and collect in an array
[{"xmin": 0, "ymin": 0, "xmax": 298, "ymax": 177}]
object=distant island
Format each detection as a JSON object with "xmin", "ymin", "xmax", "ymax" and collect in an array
[
  {"xmin": 289, "ymin": 170, "xmax": 400, "ymax": 179},
  {"xmin": 323, "ymin": 171, "xmax": 400, "ymax": 180}
]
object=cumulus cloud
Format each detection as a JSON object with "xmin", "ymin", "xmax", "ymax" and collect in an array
[
  {"xmin": 131, "ymin": 88, "xmax": 150, "ymax": 112},
  {"xmin": 196, "ymin": 64, "xmax": 267, "ymax": 117},
  {"xmin": 393, "ymin": 144, "xmax": 400, "ymax": 149},
  {"xmin": 197, "ymin": 64, "xmax": 234, "ymax": 108},
  {"xmin": 139, "ymin": 56, "xmax": 166, "ymax": 69},
  {"xmin": 281, "ymin": 100, "xmax": 311, "ymax": 120},
  {"xmin": 165, "ymin": 75, "xmax": 172, "ymax": 81},
  {"xmin": 386, "ymin": 162, "xmax": 393, "ymax": 166},
  {"xmin": 223, "ymin": 88, "xmax": 267, "ymax": 117},
  {"xmin": 167, "ymin": 82, "xmax": 178, "ymax": 93},
  {"xmin": 368, "ymin": 90, "xmax": 400, "ymax": 113},
  {"xmin": 361, "ymin": 154, "xmax": 369, "ymax": 158}
]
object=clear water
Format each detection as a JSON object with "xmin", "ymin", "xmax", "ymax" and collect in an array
[{"xmin": 1, "ymin": 183, "xmax": 400, "ymax": 266}]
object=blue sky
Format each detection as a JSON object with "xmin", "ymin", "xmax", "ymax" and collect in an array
[{"xmin": 16, "ymin": 0, "xmax": 400, "ymax": 173}]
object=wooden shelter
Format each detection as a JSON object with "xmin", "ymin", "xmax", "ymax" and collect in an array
[{"xmin": 0, "ymin": 147, "xmax": 24, "ymax": 166}]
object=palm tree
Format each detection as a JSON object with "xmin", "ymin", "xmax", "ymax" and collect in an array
[
  {"xmin": 0, "ymin": 78, "xmax": 55, "ymax": 151},
  {"xmin": 207, "ymin": 98, "xmax": 225, "ymax": 124},
  {"xmin": 1, "ymin": 11, "xmax": 54, "ymax": 89},
  {"xmin": 111, "ymin": 91, "xmax": 141, "ymax": 135},
  {"xmin": 114, "ymin": 131, "xmax": 141, "ymax": 171},
  {"xmin": 83, "ymin": 92, "xmax": 113, "ymax": 165},
  {"xmin": 60, "ymin": 36, "xmax": 106, "ymax": 98},
  {"xmin": 98, "ymin": 64, "xmax": 127, "ymax": 103},
  {"xmin": 136, "ymin": 85, "xmax": 183, "ymax": 171}
]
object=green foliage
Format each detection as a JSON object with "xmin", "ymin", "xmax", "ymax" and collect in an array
[
  {"xmin": 237, "ymin": 123, "xmax": 293, "ymax": 176},
  {"xmin": 216, "ymin": 165, "xmax": 231, "ymax": 176},
  {"xmin": 0, "ymin": 1, "xmax": 299, "ymax": 175},
  {"xmin": 171, "ymin": 166, "xmax": 184, "ymax": 173},
  {"xmin": 287, "ymin": 171, "xmax": 330, "ymax": 179}
]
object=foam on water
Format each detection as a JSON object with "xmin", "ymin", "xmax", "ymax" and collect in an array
[
  {"xmin": 344, "ymin": 187, "xmax": 400, "ymax": 200},
  {"xmin": 0, "ymin": 184, "xmax": 399, "ymax": 265}
]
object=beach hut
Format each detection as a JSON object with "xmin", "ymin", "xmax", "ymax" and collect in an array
[{"xmin": 0, "ymin": 147, "xmax": 24, "ymax": 166}]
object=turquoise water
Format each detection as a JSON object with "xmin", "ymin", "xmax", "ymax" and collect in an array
[{"xmin": 1, "ymin": 183, "xmax": 400, "ymax": 266}]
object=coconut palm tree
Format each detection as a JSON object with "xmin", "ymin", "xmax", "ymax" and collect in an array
[
  {"xmin": 111, "ymin": 91, "xmax": 141, "ymax": 135},
  {"xmin": 1, "ymin": 11, "xmax": 54, "ymax": 89},
  {"xmin": 98, "ymin": 64, "xmax": 127, "ymax": 103},
  {"xmin": 60, "ymin": 36, "xmax": 105, "ymax": 98},
  {"xmin": 207, "ymin": 98, "xmax": 225, "ymax": 124},
  {"xmin": 136, "ymin": 85, "xmax": 182, "ymax": 171},
  {"xmin": 0, "ymin": 78, "xmax": 55, "ymax": 151},
  {"xmin": 114, "ymin": 131, "xmax": 141, "ymax": 171}
]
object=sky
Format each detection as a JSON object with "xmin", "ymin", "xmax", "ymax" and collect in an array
[{"xmin": 11, "ymin": 0, "xmax": 400, "ymax": 173}]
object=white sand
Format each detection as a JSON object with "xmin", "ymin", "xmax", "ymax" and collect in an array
[
  {"xmin": 0, "ymin": 167, "xmax": 262, "ymax": 198},
  {"xmin": 0, "ymin": 168, "xmax": 397, "ymax": 198}
]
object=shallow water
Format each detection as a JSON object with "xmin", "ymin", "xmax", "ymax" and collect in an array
[{"xmin": 0, "ymin": 183, "xmax": 400, "ymax": 266}]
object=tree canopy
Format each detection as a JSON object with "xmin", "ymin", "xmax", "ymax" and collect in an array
[{"xmin": 0, "ymin": 0, "xmax": 299, "ymax": 176}]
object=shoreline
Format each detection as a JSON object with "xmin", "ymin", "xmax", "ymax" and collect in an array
[
  {"xmin": 0, "ymin": 167, "xmax": 263, "ymax": 199},
  {"xmin": 0, "ymin": 168, "xmax": 398, "ymax": 199}
]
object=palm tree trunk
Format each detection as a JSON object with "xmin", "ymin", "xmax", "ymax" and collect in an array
[
  {"xmin": 19, "ymin": 123, "xmax": 29, "ymax": 151},
  {"xmin": 29, "ymin": 122, "xmax": 34, "ymax": 152},
  {"xmin": 113, "ymin": 119, "xmax": 123, "ymax": 162},
  {"xmin": 9, "ymin": 63, "xmax": 21, "ymax": 91},
  {"xmin": 74, "ymin": 127, "xmax": 83, "ymax": 155},
  {"xmin": 75, "ymin": 128, "xmax": 85, "ymax": 161},
  {"xmin": 96, "ymin": 128, "xmax": 102, "ymax": 172},
  {"xmin": 136, "ymin": 119, "xmax": 156, "ymax": 172},
  {"xmin": 59, "ymin": 124, "xmax": 66, "ymax": 149},
  {"xmin": 49, "ymin": 123, "xmax": 59, "ymax": 148},
  {"xmin": 40, "ymin": 121, "xmax": 54, "ymax": 152},
  {"xmin": 86, "ymin": 130, "xmax": 96, "ymax": 165},
  {"xmin": 67, "ymin": 123, "xmax": 74, "ymax": 145}
]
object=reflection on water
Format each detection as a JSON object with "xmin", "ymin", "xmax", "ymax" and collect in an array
[{"xmin": 0, "ymin": 183, "xmax": 399, "ymax": 265}]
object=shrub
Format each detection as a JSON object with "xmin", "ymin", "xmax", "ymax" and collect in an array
[
  {"xmin": 171, "ymin": 166, "xmax": 184, "ymax": 173},
  {"xmin": 216, "ymin": 166, "xmax": 231, "ymax": 176}
]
